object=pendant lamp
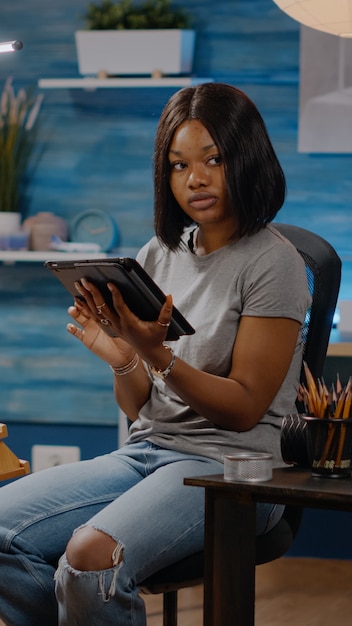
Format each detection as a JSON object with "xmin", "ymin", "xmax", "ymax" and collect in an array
[{"xmin": 272, "ymin": 1, "xmax": 352, "ymax": 37}]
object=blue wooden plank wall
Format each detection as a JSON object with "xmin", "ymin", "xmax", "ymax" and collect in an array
[{"xmin": 0, "ymin": 0, "xmax": 351, "ymax": 429}]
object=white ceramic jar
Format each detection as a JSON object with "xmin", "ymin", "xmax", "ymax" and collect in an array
[{"xmin": 23, "ymin": 212, "xmax": 68, "ymax": 251}]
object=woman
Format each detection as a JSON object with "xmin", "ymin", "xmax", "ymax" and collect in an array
[{"xmin": 0, "ymin": 82, "xmax": 310, "ymax": 626}]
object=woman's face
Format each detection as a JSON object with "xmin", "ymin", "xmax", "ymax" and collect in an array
[{"xmin": 168, "ymin": 120, "xmax": 235, "ymax": 229}]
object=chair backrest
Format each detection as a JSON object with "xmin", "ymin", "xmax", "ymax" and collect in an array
[
  {"xmin": 274, "ymin": 223, "xmax": 341, "ymax": 382},
  {"xmin": 258, "ymin": 223, "xmax": 342, "ymax": 554}
]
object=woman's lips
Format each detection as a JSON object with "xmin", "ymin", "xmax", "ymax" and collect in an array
[{"xmin": 188, "ymin": 193, "xmax": 217, "ymax": 210}]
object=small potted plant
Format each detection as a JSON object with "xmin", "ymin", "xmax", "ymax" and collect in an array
[
  {"xmin": 0, "ymin": 78, "xmax": 43, "ymax": 235},
  {"xmin": 75, "ymin": 0, "xmax": 196, "ymax": 77}
]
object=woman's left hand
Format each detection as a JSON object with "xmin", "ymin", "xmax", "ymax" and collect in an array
[{"xmin": 75, "ymin": 277, "xmax": 173, "ymax": 361}]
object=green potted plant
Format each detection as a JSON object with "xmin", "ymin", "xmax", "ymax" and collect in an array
[
  {"xmin": 75, "ymin": 0, "xmax": 196, "ymax": 77},
  {"xmin": 0, "ymin": 78, "xmax": 43, "ymax": 234}
]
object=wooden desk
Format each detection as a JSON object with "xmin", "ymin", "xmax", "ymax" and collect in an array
[{"xmin": 184, "ymin": 468, "xmax": 352, "ymax": 626}]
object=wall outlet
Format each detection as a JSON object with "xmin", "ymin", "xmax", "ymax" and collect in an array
[{"xmin": 31, "ymin": 445, "xmax": 80, "ymax": 472}]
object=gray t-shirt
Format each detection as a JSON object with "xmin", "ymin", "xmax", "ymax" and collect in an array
[{"xmin": 126, "ymin": 224, "xmax": 311, "ymax": 467}]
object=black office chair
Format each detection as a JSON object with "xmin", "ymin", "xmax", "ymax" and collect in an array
[{"xmin": 140, "ymin": 224, "xmax": 342, "ymax": 626}]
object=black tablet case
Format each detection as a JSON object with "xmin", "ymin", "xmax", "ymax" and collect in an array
[{"xmin": 45, "ymin": 257, "xmax": 195, "ymax": 342}]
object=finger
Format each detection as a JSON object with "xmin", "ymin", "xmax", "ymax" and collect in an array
[
  {"xmin": 74, "ymin": 280, "xmax": 96, "ymax": 311},
  {"xmin": 79, "ymin": 278, "xmax": 112, "ymax": 319},
  {"xmin": 96, "ymin": 301, "xmax": 108, "ymax": 315},
  {"xmin": 68, "ymin": 304, "xmax": 88, "ymax": 324},
  {"xmin": 81, "ymin": 277, "xmax": 105, "ymax": 302},
  {"xmin": 73, "ymin": 297, "xmax": 89, "ymax": 315},
  {"xmin": 66, "ymin": 322, "xmax": 84, "ymax": 341},
  {"xmin": 157, "ymin": 294, "xmax": 173, "ymax": 327},
  {"xmin": 67, "ymin": 310, "xmax": 102, "ymax": 347},
  {"xmin": 107, "ymin": 282, "xmax": 137, "ymax": 322},
  {"xmin": 107, "ymin": 282, "xmax": 125, "ymax": 308},
  {"xmin": 68, "ymin": 305, "xmax": 97, "ymax": 333}
]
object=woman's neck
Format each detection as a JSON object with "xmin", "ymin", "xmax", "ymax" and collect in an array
[{"xmin": 193, "ymin": 225, "xmax": 238, "ymax": 256}]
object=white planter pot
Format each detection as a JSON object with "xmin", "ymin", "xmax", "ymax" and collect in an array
[
  {"xmin": 0, "ymin": 212, "xmax": 21, "ymax": 235},
  {"xmin": 75, "ymin": 29, "xmax": 196, "ymax": 77}
]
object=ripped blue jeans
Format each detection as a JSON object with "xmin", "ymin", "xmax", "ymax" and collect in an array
[{"xmin": 0, "ymin": 441, "xmax": 283, "ymax": 626}]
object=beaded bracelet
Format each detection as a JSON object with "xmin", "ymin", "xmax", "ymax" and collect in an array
[{"xmin": 109, "ymin": 353, "xmax": 139, "ymax": 376}]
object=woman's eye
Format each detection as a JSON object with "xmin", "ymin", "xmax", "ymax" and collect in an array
[
  {"xmin": 208, "ymin": 155, "xmax": 222, "ymax": 166},
  {"xmin": 171, "ymin": 161, "xmax": 187, "ymax": 171}
]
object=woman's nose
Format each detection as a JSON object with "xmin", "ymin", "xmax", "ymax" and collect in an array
[{"xmin": 187, "ymin": 165, "xmax": 209, "ymax": 187}]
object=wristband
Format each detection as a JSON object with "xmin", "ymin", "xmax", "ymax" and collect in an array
[{"xmin": 149, "ymin": 345, "xmax": 176, "ymax": 380}]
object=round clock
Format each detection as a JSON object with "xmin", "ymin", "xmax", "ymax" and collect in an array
[{"xmin": 69, "ymin": 209, "xmax": 120, "ymax": 252}]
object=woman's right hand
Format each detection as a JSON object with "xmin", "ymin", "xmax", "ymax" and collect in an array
[{"xmin": 67, "ymin": 298, "xmax": 135, "ymax": 367}]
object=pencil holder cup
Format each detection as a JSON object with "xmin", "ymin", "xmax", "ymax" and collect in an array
[
  {"xmin": 302, "ymin": 416, "xmax": 352, "ymax": 478},
  {"xmin": 280, "ymin": 413, "xmax": 312, "ymax": 468}
]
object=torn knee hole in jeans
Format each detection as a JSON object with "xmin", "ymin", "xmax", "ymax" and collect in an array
[
  {"xmin": 55, "ymin": 538, "xmax": 125, "ymax": 603},
  {"xmin": 72, "ymin": 523, "xmax": 125, "ymax": 569}
]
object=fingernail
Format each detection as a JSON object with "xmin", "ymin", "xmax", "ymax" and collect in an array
[
  {"xmin": 74, "ymin": 281, "xmax": 84, "ymax": 295},
  {"xmin": 81, "ymin": 278, "xmax": 91, "ymax": 290}
]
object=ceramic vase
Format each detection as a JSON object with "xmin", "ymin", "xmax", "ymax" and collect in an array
[
  {"xmin": 23, "ymin": 212, "xmax": 68, "ymax": 251},
  {"xmin": 0, "ymin": 212, "xmax": 21, "ymax": 235}
]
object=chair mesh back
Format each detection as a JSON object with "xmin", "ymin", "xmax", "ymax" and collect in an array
[
  {"xmin": 300, "ymin": 258, "xmax": 314, "ymax": 358},
  {"xmin": 274, "ymin": 224, "xmax": 341, "ymax": 383}
]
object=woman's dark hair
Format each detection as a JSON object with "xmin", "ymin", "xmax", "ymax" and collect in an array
[{"xmin": 153, "ymin": 82, "xmax": 286, "ymax": 250}]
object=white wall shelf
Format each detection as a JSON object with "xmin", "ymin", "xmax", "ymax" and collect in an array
[
  {"xmin": 38, "ymin": 76, "xmax": 213, "ymax": 90},
  {"xmin": 0, "ymin": 248, "xmax": 138, "ymax": 264},
  {"xmin": 0, "ymin": 250, "xmax": 108, "ymax": 264}
]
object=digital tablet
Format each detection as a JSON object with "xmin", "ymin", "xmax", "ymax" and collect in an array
[{"xmin": 44, "ymin": 257, "xmax": 195, "ymax": 341}]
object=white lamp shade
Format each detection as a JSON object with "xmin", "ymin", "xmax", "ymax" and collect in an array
[{"xmin": 273, "ymin": 0, "xmax": 352, "ymax": 37}]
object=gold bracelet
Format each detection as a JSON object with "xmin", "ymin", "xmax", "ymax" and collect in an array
[
  {"xmin": 149, "ymin": 345, "xmax": 176, "ymax": 380},
  {"xmin": 109, "ymin": 354, "xmax": 139, "ymax": 376}
]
